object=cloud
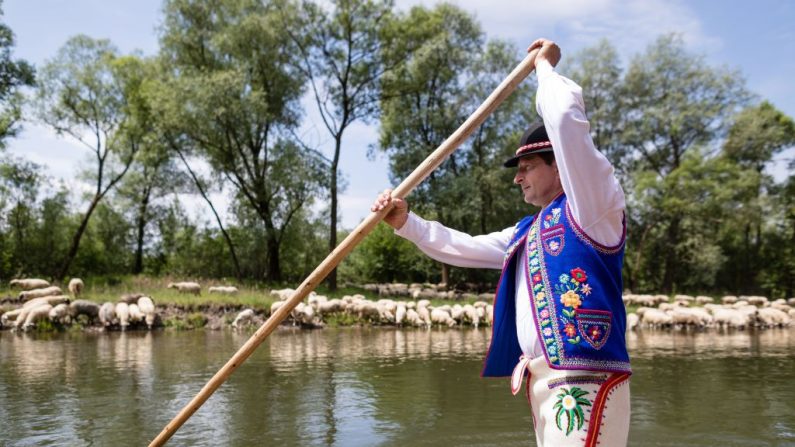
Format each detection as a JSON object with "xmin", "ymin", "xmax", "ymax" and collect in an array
[{"xmin": 395, "ymin": 0, "xmax": 720, "ymax": 60}]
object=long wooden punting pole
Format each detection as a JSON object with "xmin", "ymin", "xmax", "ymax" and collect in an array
[{"xmin": 148, "ymin": 48, "xmax": 541, "ymax": 447}]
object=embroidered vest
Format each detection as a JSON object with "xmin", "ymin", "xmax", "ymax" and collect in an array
[{"xmin": 481, "ymin": 193, "xmax": 631, "ymax": 376}]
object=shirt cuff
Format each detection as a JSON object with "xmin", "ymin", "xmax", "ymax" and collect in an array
[
  {"xmin": 393, "ymin": 212, "xmax": 427, "ymax": 243},
  {"xmin": 535, "ymin": 59, "xmax": 554, "ymax": 82}
]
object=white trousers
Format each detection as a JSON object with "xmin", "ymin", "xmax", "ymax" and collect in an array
[{"xmin": 511, "ymin": 355, "xmax": 631, "ymax": 447}]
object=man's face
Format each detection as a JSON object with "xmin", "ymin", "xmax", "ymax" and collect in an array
[{"xmin": 514, "ymin": 155, "xmax": 561, "ymax": 207}]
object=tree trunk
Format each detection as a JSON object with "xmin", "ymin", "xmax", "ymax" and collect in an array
[
  {"xmin": 327, "ymin": 136, "xmax": 342, "ymax": 291},
  {"xmin": 175, "ymin": 146, "xmax": 243, "ymax": 279},
  {"xmin": 57, "ymin": 195, "xmax": 101, "ymax": 280},
  {"xmin": 441, "ymin": 263, "xmax": 450, "ymax": 288},
  {"xmin": 267, "ymin": 233, "xmax": 281, "ymax": 282},
  {"xmin": 133, "ymin": 190, "xmax": 150, "ymax": 275},
  {"xmin": 661, "ymin": 216, "xmax": 680, "ymax": 294}
]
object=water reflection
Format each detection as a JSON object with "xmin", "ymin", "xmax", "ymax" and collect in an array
[{"xmin": 1, "ymin": 327, "xmax": 793, "ymax": 446}]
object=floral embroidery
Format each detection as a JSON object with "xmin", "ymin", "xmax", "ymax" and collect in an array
[
  {"xmin": 549, "ymin": 240, "xmax": 560, "ymax": 251},
  {"xmin": 543, "ymin": 207, "xmax": 562, "ymax": 229},
  {"xmin": 554, "ymin": 266, "xmax": 593, "ymax": 345},
  {"xmin": 570, "ymin": 267, "xmax": 587, "ymax": 283},
  {"xmin": 560, "ymin": 290, "xmax": 582, "ymax": 309},
  {"xmin": 553, "ymin": 387, "xmax": 592, "ymax": 435}
]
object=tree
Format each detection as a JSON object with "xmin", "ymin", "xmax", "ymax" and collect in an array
[
  {"xmin": 35, "ymin": 36, "xmax": 140, "ymax": 279},
  {"xmin": 287, "ymin": 0, "xmax": 394, "ymax": 290},
  {"xmin": 155, "ymin": 0, "xmax": 328, "ymax": 281},
  {"xmin": 620, "ymin": 34, "xmax": 750, "ymax": 292},
  {"xmin": 717, "ymin": 102, "xmax": 795, "ymax": 294},
  {"xmin": 0, "ymin": 3, "xmax": 35, "ymax": 149}
]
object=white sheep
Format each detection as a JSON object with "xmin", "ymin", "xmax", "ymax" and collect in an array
[
  {"xmin": 405, "ymin": 308, "xmax": 423, "ymax": 326},
  {"xmin": 208, "ymin": 286, "xmax": 239, "ymax": 295},
  {"xmin": 115, "ymin": 302, "xmax": 130, "ymax": 330},
  {"xmin": 640, "ymin": 309, "xmax": 673, "ymax": 327},
  {"xmin": 68, "ymin": 278, "xmax": 84, "ymax": 298},
  {"xmin": 232, "ymin": 309, "xmax": 256, "ymax": 329},
  {"xmin": 99, "ymin": 302, "xmax": 117, "ymax": 327},
  {"xmin": 22, "ymin": 304, "xmax": 53, "ymax": 331},
  {"xmin": 19, "ymin": 286, "xmax": 63, "ymax": 302},
  {"xmin": 711, "ymin": 307, "xmax": 751, "ymax": 328},
  {"xmin": 128, "ymin": 303, "xmax": 145, "ymax": 324},
  {"xmin": 395, "ymin": 304, "xmax": 407, "ymax": 326},
  {"xmin": 167, "ymin": 282, "xmax": 201, "ymax": 295},
  {"xmin": 462, "ymin": 304, "xmax": 480, "ymax": 327},
  {"xmin": 430, "ymin": 308, "xmax": 456, "ymax": 327},
  {"xmin": 721, "ymin": 295, "xmax": 739, "ymax": 305},
  {"xmin": 626, "ymin": 313, "xmax": 639, "ymax": 331},
  {"xmin": 9, "ymin": 278, "xmax": 50, "ymax": 290},
  {"xmin": 49, "ymin": 303, "xmax": 71, "ymax": 325},
  {"xmin": 269, "ymin": 288, "xmax": 295, "ymax": 300},
  {"xmin": 1, "ymin": 308, "xmax": 23, "ymax": 327},
  {"xmin": 756, "ymin": 308, "xmax": 791, "ymax": 327},
  {"xmin": 23, "ymin": 295, "xmax": 69, "ymax": 310},
  {"xmin": 137, "ymin": 296, "xmax": 156, "ymax": 329}
]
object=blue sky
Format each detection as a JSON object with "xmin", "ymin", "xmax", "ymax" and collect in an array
[{"xmin": 4, "ymin": 0, "xmax": 794, "ymax": 229}]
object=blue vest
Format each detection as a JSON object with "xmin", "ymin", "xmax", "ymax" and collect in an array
[{"xmin": 481, "ymin": 193, "xmax": 631, "ymax": 376}]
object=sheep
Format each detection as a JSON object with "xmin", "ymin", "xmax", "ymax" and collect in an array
[
  {"xmin": 137, "ymin": 297, "xmax": 156, "ymax": 329},
  {"xmin": 271, "ymin": 300, "xmax": 287, "ymax": 316},
  {"xmin": 22, "ymin": 304, "xmax": 53, "ymax": 331},
  {"xmin": 9, "ymin": 278, "xmax": 50, "ymax": 290},
  {"xmin": 68, "ymin": 278, "xmax": 84, "ymax": 298},
  {"xmin": 119, "ymin": 293, "xmax": 145, "ymax": 304},
  {"xmin": 128, "ymin": 303, "xmax": 145, "ymax": 324},
  {"xmin": 69, "ymin": 300, "xmax": 100, "ymax": 320},
  {"xmin": 431, "ymin": 308, "xmax": 457, "ymax": 327},
  {"xmin": 49, "ymin": 303, "xmax": 71, "ymax": 325},
  {"xmin": 711, "ymin": 307, "xmax": 751, "ymax": 329},
  {"xmin": 115, "ymin": 302, "xmax": 130, "ymax": 330},
  {"xmin": 208, "ymin": 286, "xmax": 239, "ymax": 295},
  {"xmin": 486, "ymin": 304, "xmax": 494, "ymax": 326},
  {"xmin": 416, "ymin": 302, "xmax": 432, "ymax": 327},
  {"xmin": 395, "ymin": 304, "xmax": 407, "ymax": 326},
  {"xmin": 787, "ymin": 298, "xmax": 795, "ymax": 306},
  {"xmin": 1, "ymin": 308, "xmax": 24, "ymax": 327},
  {"xmin": 640, "ymin": 309, "xmax": 673, "ymax": 327},
  {"xmin": 99, "ymin": 302, "xmax": 117, "ymax": 327},
  {"xmin": 721, "ymin": 295, "xmax": 739, "ymax": 305},
  {"xmin": 167, "ymin": 282, "xmax": 201, "ymax": 295},
  {"xmin": 755, "ymin": 308, "xmax": 791, "ymax": 327},
  {"xmin": 269, "ymin": 288, "xmax": 295, "ymax": 301},
  {"xmin": 626, "ymin": 313, "xmax": 639, "ymax": 331},
  {"xmin": 19, "ymin": 286, "xmax": 63, "ymax": 302},
  {"xmin": 405, "ymin": 308, "xmax": 423, "ymax": 327},
  {"xmin": 668, "ymin": 308, "xmax": 702, "ymax": 326},
  {"xmin": 743, "ymin": 296, "xmax": 768, "ymax": 307},
  {"xmin": 232, "ymin": 309, "xmax": 256, "ymax": 329},
  {"xmin": 462, "ymin": 304, "xmax": 480, "ymax": 327},
  {"xmin": 695, "ymin": 296, "xmax": 714, "ymax": 305},
  {"xmin": 23, "ymin": 295, "xmax": 69, "ymax": 310}
]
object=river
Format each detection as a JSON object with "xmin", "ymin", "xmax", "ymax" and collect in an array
[{"xmin": 1, "ymin": 327, "xmax": 793, "ymax": 446}]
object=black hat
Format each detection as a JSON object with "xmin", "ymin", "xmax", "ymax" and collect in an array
[{"xmin": 503, "ymin": 122, "xmax": 554, "ymax": 168}]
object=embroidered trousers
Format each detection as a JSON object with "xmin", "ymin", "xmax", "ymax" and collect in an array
[{"xmin": 512, "ymin": 355, "xmax": 631, "ymax": 447}]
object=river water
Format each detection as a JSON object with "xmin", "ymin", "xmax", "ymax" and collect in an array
[{"xmin": 1, "ymin": 327, "xmax": 794, "ymax": 446}]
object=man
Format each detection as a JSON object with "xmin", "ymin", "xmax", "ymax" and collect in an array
[{"xmin": 371, "ymin": 38, "xmax": 631, "ymax": 447}]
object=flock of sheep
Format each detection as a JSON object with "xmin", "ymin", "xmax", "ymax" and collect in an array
[
  {"xmin": 2, "ymin": 278, "xmax": 794, "ymax": 334},
  {"xmin": 0, "ymin": 278, "xmax": 160, "ymax": 332},
  {"xmin": 624, "ymin": 293, "xmax": 795, "ymax": 330}
]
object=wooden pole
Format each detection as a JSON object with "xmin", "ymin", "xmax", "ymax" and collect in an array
[{"xmin": 148, "ymin": 48, "xmax": 540, "ymax": 447}]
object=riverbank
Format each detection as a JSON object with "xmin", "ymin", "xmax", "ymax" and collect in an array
[{"xmin": 1, "ymin": 276, "xmax": 793, "ymax": 332}]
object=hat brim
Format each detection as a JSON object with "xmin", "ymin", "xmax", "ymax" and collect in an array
[{"xmin": 503, "ymin": 147, "xmax": 554, "ymax": 168}]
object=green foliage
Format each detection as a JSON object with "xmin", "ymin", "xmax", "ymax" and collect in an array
[{"xmin": 0, "ymin": 6, "xmax": 35, "ymax": 148}]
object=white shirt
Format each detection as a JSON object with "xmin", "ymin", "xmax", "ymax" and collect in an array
[{"xmin": 395, "ymin": 60, "xmax": 625, "ymax": 358}]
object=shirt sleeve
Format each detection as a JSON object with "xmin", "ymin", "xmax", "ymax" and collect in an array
[
  {"xmin": 535, "ymin": 60, "xmax": 625, "ymax": 247},
  {"xmin": 394, "ymin": 212, "xmax": 513, "ymax": 270}
]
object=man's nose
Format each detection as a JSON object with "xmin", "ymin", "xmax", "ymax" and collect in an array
[{"xmin": 514, "ymin": 174, "xmax": 522, "ymax": 184}]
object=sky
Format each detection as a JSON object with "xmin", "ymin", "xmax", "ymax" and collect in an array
[{"xmin": 3, "ymin": 0, "xmax": 795, "ymax": 229}]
